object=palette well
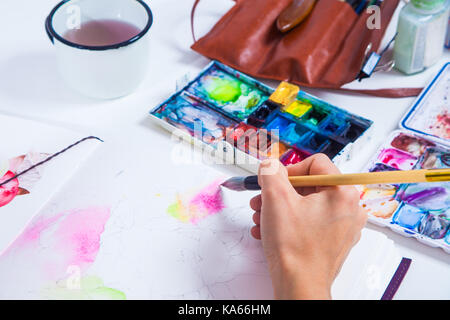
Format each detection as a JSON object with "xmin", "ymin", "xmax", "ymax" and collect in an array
[
  {"xmin": 150, "ymin": 61, "xmax": 373, "ymax": 172},
  {"xmin": 360, "ymin": 133, "xmax": 450, "ymax": 252}
]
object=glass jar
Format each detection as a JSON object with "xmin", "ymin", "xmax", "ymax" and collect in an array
[{"xmin": 394, "ymin": 0, "xmax": 450, "ymax": 74}]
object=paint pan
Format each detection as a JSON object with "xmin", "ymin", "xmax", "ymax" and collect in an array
[
  {"xmin": 149, "ymin": 61, "xmax": 373, "ymax": 173},
  {"xmin": 186, "ymin": 64, "xmax": 271, "ymax": 120}
]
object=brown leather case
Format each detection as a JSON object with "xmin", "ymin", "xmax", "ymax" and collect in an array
[{"xmin": 191, "ymin": 0, "xmax": 423, "ymax": 98}]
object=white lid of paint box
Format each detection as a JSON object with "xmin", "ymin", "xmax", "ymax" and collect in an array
[{"xmin": 400, "ymin": 62, "xmax": 450, "ymax": 147}]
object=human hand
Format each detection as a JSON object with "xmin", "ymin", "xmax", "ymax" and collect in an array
[{"xmin": 250, "ymin": 154, "xmax": 367, "ymax": 299}]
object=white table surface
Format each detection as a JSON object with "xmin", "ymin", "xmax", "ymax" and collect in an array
[{"xmin": 0, "ymin": 0, "xmax": 449, "ymax": 299}]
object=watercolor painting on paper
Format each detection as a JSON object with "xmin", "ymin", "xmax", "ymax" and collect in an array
[
  {"xmin": 0, "ymin": 153, "xmax": 48, "ymax": 208},
  {"xmin": 0, "ymin": 114, "xmax": 101, "ymax": 254},
  {"xmin": 0, "ymin": 206, "xmax": 125, "ymax": 299}
]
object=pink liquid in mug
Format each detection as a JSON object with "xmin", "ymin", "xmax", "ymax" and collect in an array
[{"xmin": 63, "ymin": 19, "xmax": 141, "ymax": 46}]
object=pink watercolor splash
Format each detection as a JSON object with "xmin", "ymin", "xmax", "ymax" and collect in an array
[
  {"xmin": 167, "ymin": 179, "xmax": 226, "ymax": 224},
  {"xmin": 2, "ymin": 207, "xmax": 110, "ymax": 274},
  {"xmin": 13, "ymin": 214, "xmax": 64, "ymax": 249},
  {"xmin": 53, "ymin": 207, "xmax": 110, "ymax": 268}
]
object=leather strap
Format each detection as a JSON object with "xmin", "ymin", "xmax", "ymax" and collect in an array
[
  {"xmin": 191, "ymin": 0, "xmax": 238, "ymax": 42},
  {"xmin": 191, "ymin": 0, "xmax": 201, "ymax": 42}
]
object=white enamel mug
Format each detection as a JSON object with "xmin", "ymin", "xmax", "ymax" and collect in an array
[{"xmin": 45, "ymin": 0, "xmax": 153, "ymax": 99}]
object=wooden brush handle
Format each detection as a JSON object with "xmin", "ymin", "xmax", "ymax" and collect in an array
[{"xmin": 287, "ymin": 169, "xmax": 431, "ymax": 187}]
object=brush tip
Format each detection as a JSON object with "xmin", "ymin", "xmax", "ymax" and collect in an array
[{"xmin": 220, "ymin": 177, "xmax": 247, "ymax": 191}]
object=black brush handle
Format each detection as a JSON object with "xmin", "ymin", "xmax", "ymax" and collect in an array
[{"xmin": 244, "ymin": 176, "xmax": 261, "ymax": 190}]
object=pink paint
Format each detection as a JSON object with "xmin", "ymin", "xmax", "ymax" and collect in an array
[
  {"xmin": 0, "ymin": 171, "xmax": 19, "ymax": 207},
  {"xmin": 378, "ymin": 148, "xmax": 418, "ymax": 170},
  {"xmin": 189, "ymin": 180, "xmax": 225, "ymax": 218},
  {"xmin": 1, "ymin": 207, "xmax": 110, "ymax": 272},
  {"xmin": 16, "ymin": 214, "xmax": 64, "ymax": 246},
  {"xmin": 54, "ymin": 207, "xmax": 110, "ymax": 267}
]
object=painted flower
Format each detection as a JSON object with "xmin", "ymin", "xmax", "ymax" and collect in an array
[
  {"xmin": 0, "ymin": 153, "xmax": 47, "ymax": 208},
  {"xmin": 0, "ymin": 171, "xmax": 21, "ymax": 207}
]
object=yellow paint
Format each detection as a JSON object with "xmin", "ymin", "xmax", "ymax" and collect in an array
[
  {"xmin": 284, "ymin": 100, "xmax": 312, "ymax": 118},
  {"xmin": 269, "ymin": 82, "xmax": 299, "ymax": 106},
  {"xmin": 264, "ymin": 142, "xmax": 288, "ymax": 159}
]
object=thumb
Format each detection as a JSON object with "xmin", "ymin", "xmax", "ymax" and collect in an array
[{"xmin": 258, "ymin": 159, "xmax": 295, "ymax": 199}]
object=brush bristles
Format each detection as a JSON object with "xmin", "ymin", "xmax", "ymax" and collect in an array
[{"xmin": 220, "ymin": 177, "xmax": 247, "ymax": 191}]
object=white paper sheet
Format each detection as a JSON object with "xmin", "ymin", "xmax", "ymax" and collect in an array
[{"xmin": 0, "ymin": 114, "xmax": 101, "ymax": 253}]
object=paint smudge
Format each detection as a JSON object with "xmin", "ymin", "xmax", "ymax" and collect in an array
[
  {"xmin": 53, "ymin": 207, "xmax": 110, "ymax": 268},
  {"xmin": 418, "ymin": 212, "xmax": 450, "ymax": 239},
  {"xmin": 0, "ymin": 153, "xmax": 47, "ymax": 208},
  {"xmin": 167, "ymin": 179, "xmax": 225, "ymax": 224},
  {"xmin": 0, "ymin": 207, "xmax": 123, "ymax": 299},
  {"xmin": 430, "ymin": 111, "xmax": 450, "ymax": 139},
  {"xmin": 390, "ymin": 133, "xmax": 435, "ymax": 157},
  {"xmin": 359, "ymin": 184, "xmax": 397, "ymax": 201},
  {"xmin": 187, "ymin": 66, "xmax": 269, "ymax": 119},
  {"xmin": 361, "ymin": 198, "xmax": 400, "ymax": 219},
  {"xmin": 154, "ymin": 93, "xmax": 237, "ymax": 144},
  {"xmin": 3, "ymin": 207, "xmax": 110, "ymax": 269},
  {"xmin": 398, "ymin": 183, "xmax": 450, "ymax": 211},
  {"xmin": 377, "ymin": 148, "xmax": 418, "ymax": 170},
  {"xmin": 393, "ymin": 204, "xmax": 425, "ymax": 230},
  {"xmin": 41, "ymin": 275, "xmax": 126, "ymax": 300},
  {"xmin": 421, "ymin": 148, "xmax": 450, "ymax": 169},
  {"xmin": 403, "ymin": 65, "xmax": 449, "ymax": 141}
]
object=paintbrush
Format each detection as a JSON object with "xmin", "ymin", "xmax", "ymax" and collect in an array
[{"xmin": 220, "ymin": 168, "xmax": 450, "ymax": 191}]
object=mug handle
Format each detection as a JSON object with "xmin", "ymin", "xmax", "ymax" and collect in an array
[{"xmin": 45, "ymin": 15, "xmax": 55, "ymax": 44}]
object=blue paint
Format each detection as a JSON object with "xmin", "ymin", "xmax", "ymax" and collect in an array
[
  {"xmin": 319, "ymin": 116, "xmax": 348, "ymax": 135},
  {"xmin": 247, "ymin": 100, "xmax": 280, "ymax": 127},
  {"xmin": 297, "ymin": 132, "xmax": 330, "ymax": 153},
  {"xmin": 281, "ymin": 123, "xmax": 309, "ymax": 145},
  {"xmin": 393, "ymin": 204, "xmax": 426, "ymax": 230},
  {"xmin": 418, "ymin": 212, "xmax": 450, "ymax": 239},
  {"xmin": 264, "ymin": 115, "xmax": 293, "ymax": 136},
  {"xmin": 369, "ymin": 163, "xmax": 400, "ymax": 173},
  {"xmin": 445, "ymin": 230, "xmax": 450, "ymax": 244},
  {"xmin": 154, "ymin": 93, "xmax": 237, "ymax": 143},
  {"xmin": 321, "ymin": 140, "xmax": 346, "ymax": 158}
]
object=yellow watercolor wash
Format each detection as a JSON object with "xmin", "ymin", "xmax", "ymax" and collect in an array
[
  {"xmin": 284, "ymin": 100, "xmax": 312, "ymax": 118},
  {"xmin": 269, "ymin": 82, "xmax": 299, "ymax": 106}
]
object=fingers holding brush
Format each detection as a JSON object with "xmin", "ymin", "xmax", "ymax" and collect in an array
[
  {"xmin": 251, "ymin": 211, "xmax": 262, "ymax": 240},
  {"xmin": 286, "ymin": 153, "xmax": 341, "ymax": 195}
]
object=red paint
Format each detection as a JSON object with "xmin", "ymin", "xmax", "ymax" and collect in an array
[
  {"xmin": 280, "ymin": 148, "xmax": 308, "ymax": 165},
  {"xmin": 0, "ymin": 171, "xmax": 20, "ymax": 208}
]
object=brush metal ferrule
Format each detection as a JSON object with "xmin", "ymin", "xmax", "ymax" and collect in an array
[{"xmin": 425, "ymin": 169, "xmax": 450, "ymax": 182}]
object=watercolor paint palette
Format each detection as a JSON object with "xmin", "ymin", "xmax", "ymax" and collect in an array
[
  {"xmin": 361, "ymin": 64, "xmax": 450, "ymax": 253},
  {"xmin": 150, "ymin": 61, "xmax": 373, "ymax": 172}
]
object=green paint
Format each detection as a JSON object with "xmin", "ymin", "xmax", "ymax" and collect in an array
[
  {"xmin": 308, "ymin": 118, "xmax": 319, "ymax": 126},
  {"xmin": 42, "ymin": 276, "xmax": 126, "ymax": 300},
  {"xmin": 206, "ymin": 79, "xmax": 241, "ymax": 103}
]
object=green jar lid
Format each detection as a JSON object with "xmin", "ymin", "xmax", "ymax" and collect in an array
[{"xmin": 411, "ymin": 0, "xmax": 446, "ymax": 11}]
